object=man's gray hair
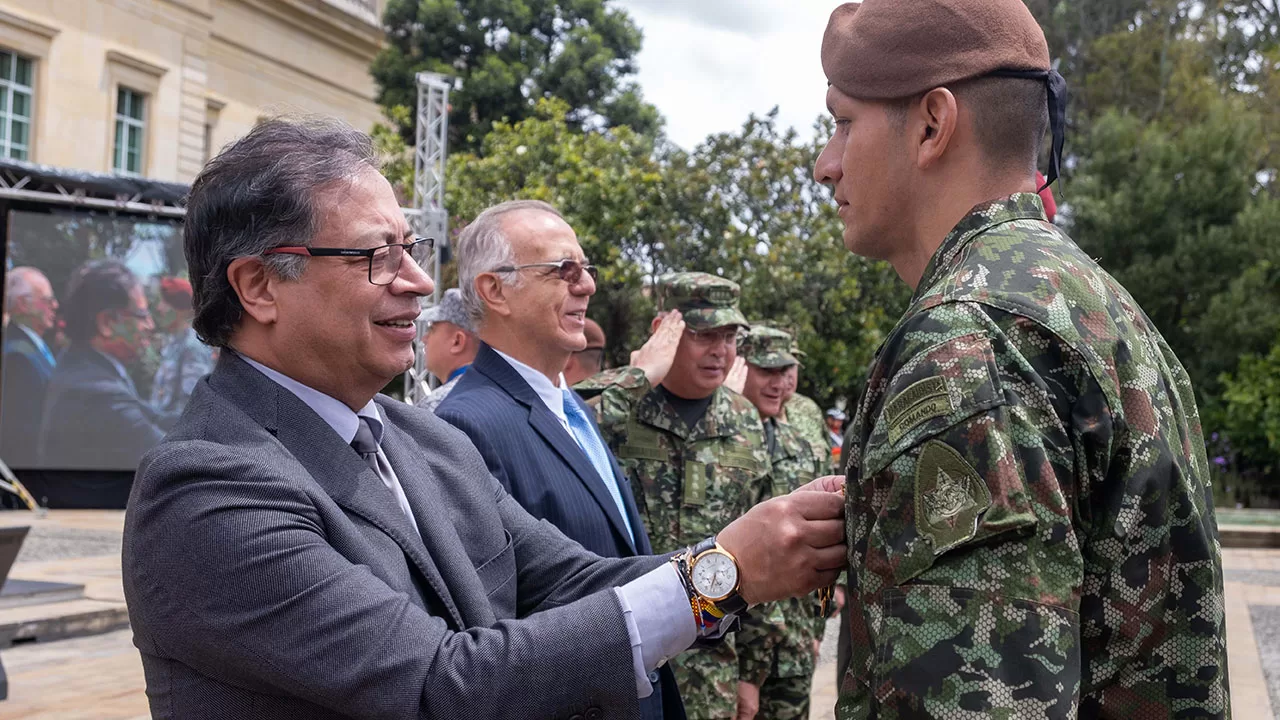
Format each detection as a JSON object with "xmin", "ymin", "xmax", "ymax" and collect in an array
[
  {"xmin": 184, "ymin": 116, "xmax": 378, "ymax": 347},
  {"xmin": 5, "ymin": 267, "xmax": 44, "ymax": 303},
  {"xmin": 456, "ymin": 200, "xmax": 563, "ymax": 325}
]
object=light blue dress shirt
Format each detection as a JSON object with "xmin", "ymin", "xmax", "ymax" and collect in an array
[{"xmin": 489, "ymin": 348, "xmax": 696, "ymax": 696}]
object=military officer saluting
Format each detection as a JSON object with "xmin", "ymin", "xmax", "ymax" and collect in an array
[
  {"xmin": 577, "ymin": 272, "xmax": 774, "ymax": 720},
  {"xmin": 815, "ymin": 0, "xmax": 1229, "ymax": 718}
]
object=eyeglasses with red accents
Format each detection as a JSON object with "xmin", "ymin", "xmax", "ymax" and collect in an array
[{"xmin": 262, "ymin": 237, "xmax": 434, "ymax": 286}]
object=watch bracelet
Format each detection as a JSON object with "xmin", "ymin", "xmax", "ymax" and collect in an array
[{"xmin": 669, "ymin": 548, "xmax": 729, "ymax": 635}]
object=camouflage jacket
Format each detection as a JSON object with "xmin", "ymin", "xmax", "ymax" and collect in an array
[
  {"xmin": 837, "ymin": 194, "xmax": 1229, "ymax": 719},
  {"xmin": 785, "ymin": 392, "xmax": 834, "ymax": 472},
  {"xmin": 418, "ymin": 375, "xmax": 460, "ymax": 414},
  {"xmin": 740, "ymin": 417, "xmax": 825, "ymax": 685},
  {"xmin": 578, "ymin": 366, "xmax": 773, "ymax": 720}
]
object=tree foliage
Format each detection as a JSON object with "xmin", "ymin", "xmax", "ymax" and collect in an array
[
  {"xmin": 1219, "ymin": 334, "xmax": 1280, "ymax": 475},
  {"xmin": 373, "ymin": 0, "xmax": 660, "ymax": 151}
]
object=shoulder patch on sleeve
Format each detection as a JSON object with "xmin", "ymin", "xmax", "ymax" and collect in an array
[
  {"xmin": 914, "ymin": 440, "xmax": 991, "ymax": 554},
  {"xmin": 885, "ymin": 377, "xmax": 953, "ymax": 444}
]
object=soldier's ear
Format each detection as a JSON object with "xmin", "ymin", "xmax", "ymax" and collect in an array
[{"xmin": 916, "ymin": 87, "xmax": 958, "ymax": 171}]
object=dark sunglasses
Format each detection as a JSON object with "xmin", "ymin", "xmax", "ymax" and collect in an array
[{"xmin": 491, "ymin": 259, "xmax": 598, "ymax": 284}]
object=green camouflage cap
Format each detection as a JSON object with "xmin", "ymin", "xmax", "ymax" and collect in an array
[
  {"xmin": 752, "ymin": 319, "xmax": 806, "ymax": 359},
  {"xmin": 656, "ymin": 272, "xmax": 749, "ymax": 331},
  {"xmin": 739, "ymin": 325, "xmax": 800, "ymax": 369}
]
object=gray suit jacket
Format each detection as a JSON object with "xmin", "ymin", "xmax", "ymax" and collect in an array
[{"xmin": 123, "ymin": 353, "xmax": 665, "ymax": 719}]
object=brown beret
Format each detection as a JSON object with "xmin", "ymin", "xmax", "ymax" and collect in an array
[{"xmin": 822, "ymin": 0, "xmax": 1051, "ymax": 101}]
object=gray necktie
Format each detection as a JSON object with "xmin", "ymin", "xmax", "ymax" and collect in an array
[
  {"xmin": 351, "ymin": 416, "xmax": 385, "ymax": 474},
  {"xmin": 351, "ymin": 416, "xmax": 422, "ymax": 540}
]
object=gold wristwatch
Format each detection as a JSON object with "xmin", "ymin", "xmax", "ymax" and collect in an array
[{"xmin": 687, "ymin": 537, "xmax": 748, "ymax": 615}]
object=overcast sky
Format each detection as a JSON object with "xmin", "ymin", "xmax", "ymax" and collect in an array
[{"xmin": 614, "ymin": 0, "xmax": 838, "ymax": 151}]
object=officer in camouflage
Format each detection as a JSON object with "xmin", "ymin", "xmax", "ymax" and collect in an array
[
  {"xmin": 576, "ymin": 272, "xmax": 774, "ymax": 720},
  {"xmin": 816, "ymin": 1, "xmax": 1229, "ymax": 718},
  {"xmin": 784, "ymin": 382, "xmax": 833, "ymax": 475},
  {"xmin": 753, "ymin": 322, "xmax": 831, "ymax": 471},
  {"xmin": 737, "ymin": 325, "xmax": 825, "ymax": 720}
]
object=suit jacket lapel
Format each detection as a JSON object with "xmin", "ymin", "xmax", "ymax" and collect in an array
[
  {"xmin": 209, "ymin": 354, "xmax": 466, "ymax": 628},
  {"xmin": 379, "ymin": 417, "xmax": 496, "ymax": 628},
  {"xmin": 605, "ymin": 447, "xmax": 650, "ymax": 555},
  {"xmin": 474, "ymin": 344, "xmax": 637, "ymax": 555}
]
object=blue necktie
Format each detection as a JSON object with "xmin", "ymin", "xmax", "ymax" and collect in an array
[{"xmin": 562, "ymin": 388, "xmax": 635, "ymax": 543}]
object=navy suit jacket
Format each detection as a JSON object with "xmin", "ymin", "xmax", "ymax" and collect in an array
[
  {"xmin": 1, "ymin": 325, "xmax": 56, "ymax": 468},
  {"xmin": 437, "ymin": 344, "xmax": 651, "ymax": 559},
  {"xmin": 436, "ymin": 344, "xmax": 682, "ymax": 720}
]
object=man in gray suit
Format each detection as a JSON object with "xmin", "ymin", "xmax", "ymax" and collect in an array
[{"xmin": 122, "ymin": 118, "xmax": 847, "ymax": 720}]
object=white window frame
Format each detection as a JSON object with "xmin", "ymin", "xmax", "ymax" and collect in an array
[
  {"xmin": 0, "ymin": 9, "xmax": 59, "ymax": 163},
  {"xmin": 104, "ymin": 50, "xmax": 166, "ymax": 177},
  {"xmin": 113, "ymin": 87, "xmax": 147, "ymax": 176},
  {"xmin": 0, "ymin": 49, "xmax": 33, "ymax": 160}
]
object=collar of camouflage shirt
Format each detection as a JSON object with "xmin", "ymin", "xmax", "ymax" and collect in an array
[
  {"xmin": 912, "ymin": 193, "xmax": 1048, "ymax": 306},
  {"xmin": 635, "ymin": 385, "xmax": 737, "ymax": 441}
]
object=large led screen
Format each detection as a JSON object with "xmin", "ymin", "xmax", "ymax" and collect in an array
[{"xmin": 1, "ymin": 208, "xmax": 206, "ymax": 472}]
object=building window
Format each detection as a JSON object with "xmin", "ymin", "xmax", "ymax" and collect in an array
[
  {"xmin": 0, "ymin": 50, "xmax": 34, "ymax": 161},
  {"xmin": 113, "ymin": 87, "xmax": 146, "ymax": 176}
]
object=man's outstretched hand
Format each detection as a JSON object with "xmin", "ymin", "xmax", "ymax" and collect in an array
[{"xmin": 716, "ymin": 481, "xmax": 846, "ymax": 605}]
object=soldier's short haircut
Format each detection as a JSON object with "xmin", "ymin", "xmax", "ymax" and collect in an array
[
  {"xmin": 889, "ymin": 76, "xmax": 1048, "ymax": 175},
  {"xmin": 184, "ymin": 116, "xmax": 377, "ymax": 348},
  {"xmin": 456, "ymin": 199, "xmax": 563, "ymax": 326}
]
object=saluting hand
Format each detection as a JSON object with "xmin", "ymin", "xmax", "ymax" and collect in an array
[
  {"xmin": 631, "ymin": 310, "xmax": 685, "ymax": 386},
  {"xmin": 724, "ymin": 356, "xmax": 747, "ymax": 394}
]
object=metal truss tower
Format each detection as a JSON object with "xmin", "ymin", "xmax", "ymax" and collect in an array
[{"xmin": 402, "ymin": 71, "xmax": 451, "ymax": 406}]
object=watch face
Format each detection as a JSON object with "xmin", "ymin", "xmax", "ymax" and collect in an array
[{"xmin": 691, "ymin": 551, "xmax": 738, "ymax": 600}]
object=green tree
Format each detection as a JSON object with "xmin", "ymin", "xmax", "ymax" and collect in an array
[
  {"xmin": 1066, "ymin": 94, "xmax": 1267, "ymax": 400},
  {"xmin": 1219, "ymin": 334, "xmax": 1280, "ymax": 480},
  {"xmin": 373, "ymin": 0, "xmax": 660, "ymax": 151}
]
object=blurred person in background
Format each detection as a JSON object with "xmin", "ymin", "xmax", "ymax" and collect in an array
[
  {"xmin": 418, "ymin": 288, "xmax": 478, "ymax": 413},
  {"xmin": 151, "ymin": 276, "xmax": 217, "ymax": 415},
  {"xmin": 564, "ymin": 317, "xmax": 606, "ymax": 387},
  {"xmin": 35, "ymin": 259, "xmax": 171, "ymax": 507},
  {"xmin": 1, "ymin": 267, "xmax": 59, "ymax": 469}
]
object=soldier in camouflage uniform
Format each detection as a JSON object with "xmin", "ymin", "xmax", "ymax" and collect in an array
[
  {"xmin": 577, "ymin": 273, "xmax": 774, "ymax": 720},
  {"xmin": 753, "ymin": 323, "xmax": 831, "ymax": 472},
  {"xmin": 784, "ymin": 380, "xmax": 833, "ymax": 473},
  {"xmin": 816, "ymin": 1, "xmax": 1229, "ymax": 718},
  {"xmin": 737, "ymin": 325, "xmax": 825, "ymax": 720}
]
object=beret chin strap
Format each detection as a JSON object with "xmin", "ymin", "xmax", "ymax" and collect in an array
[{"xmin": 986, "ymin": 68, "xmax": 1069, "ymax": 192}]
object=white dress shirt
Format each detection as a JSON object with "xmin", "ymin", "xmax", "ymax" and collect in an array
[
  {"xmin": 239, "ymin": 354, "xmax": 422, "ymax": 540},
  {"xmin": 489, "ymin": 348, "xmax": 696, "ymax": 696}
]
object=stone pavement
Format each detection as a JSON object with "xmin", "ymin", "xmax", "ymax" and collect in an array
[{"xmin": 0, "ymin": 510, "xmax": 1276, "ymax": 719}]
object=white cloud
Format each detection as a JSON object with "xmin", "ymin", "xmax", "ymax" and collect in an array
[{"xmin": 616, "ymin": 0, "xmax": 839, "ymax": 151}]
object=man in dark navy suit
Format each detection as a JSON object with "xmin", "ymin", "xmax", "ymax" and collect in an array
[
  {"xmin": 436, "ymin": 200, "xmax": 683, "ymax": 720},
  {"xmin": 1, "ymin": 267, "xmax": 60, "ymax": 470},
  {"xmin": 35, "ymin": 260, "xmax": 173, "ymax": 507}
]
